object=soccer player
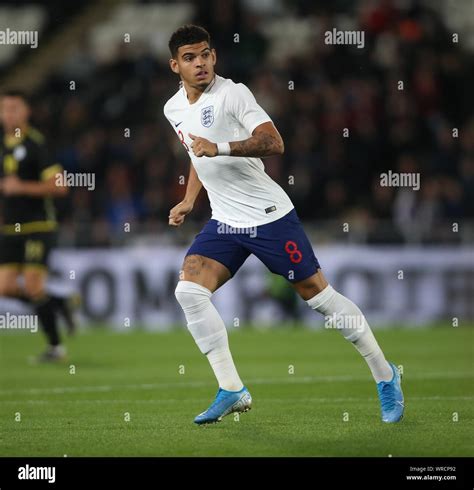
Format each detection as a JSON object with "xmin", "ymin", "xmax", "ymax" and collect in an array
[
  {"xmin": 0, "ymin": 91, "xmax": 76, "ymax": 361},
  {"xmin": 164, "ymin": 25, "xmax": 404, "ymax": 425}
]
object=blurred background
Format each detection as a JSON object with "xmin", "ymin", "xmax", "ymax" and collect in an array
[{"xmin": 0, "ymin": 0, "xmax": 473, "ymax": 329}]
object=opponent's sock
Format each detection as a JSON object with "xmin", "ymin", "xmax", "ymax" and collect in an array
[
  {"xmin": 34, "ymin": 296, "xmax": 61, "ymax": 347},
  {"xmin": 307, "ymin": 285, "xmax": 393, "ymax": 382},
  {"xmin": 175, "ymin": 281, "xmax": 244, "ymax": 391},
  {"xmin": 50, "ymin": 294, "xmax": 78, "ymax": 334},
  {"xmin": 1, "ymin": 289, "xmax": 65, "ymax": 348}
]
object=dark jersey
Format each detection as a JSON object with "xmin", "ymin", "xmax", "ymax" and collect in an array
[{"xmin": 0, "ymin": 126, "xmax": 62, "ymax": 234}]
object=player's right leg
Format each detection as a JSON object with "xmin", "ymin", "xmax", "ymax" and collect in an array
[{"xmin": 174, "ymin": 221, "xmax": 252, "ymax": 424}]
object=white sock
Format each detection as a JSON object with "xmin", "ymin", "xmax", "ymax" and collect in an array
[
  {"xmin": 307, "ymin": 285, "xmax": 393, "ymax": 383},
  {"xmin": 175, "ymin": 281, "xmax": 244, "ymax": 391},
  {"xmin": 206, "ymin": 346, "xmax": 243, "ymax": 392}
]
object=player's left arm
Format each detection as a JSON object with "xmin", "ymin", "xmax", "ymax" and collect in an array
[
  {"xmin": 189, "ymin": 122, "xmax": 284, "ymax": 159},
  {"xmin": 230, "ymin": 121, "xmax": 284, "ymax": 157},
  {"xmin": 189, "ymin": 82, "xmax": 284, "ymax": 159}
]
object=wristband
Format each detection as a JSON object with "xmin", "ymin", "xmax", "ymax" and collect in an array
[{"xmin": 216, "ymin": 142, "xmax": 231, "ymax": 156}]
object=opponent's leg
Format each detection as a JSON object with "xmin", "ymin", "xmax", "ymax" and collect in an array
[
  {"xmin": 293, "ymin": 269, "xmax": 404, "ymax": 423},
  {"xmin": 24, "ymin": 267, "xmax": 66, "ymax": 361},
  {"xmin": 175, "ymin": 254, "xmax": 251, "ymax": 424}
]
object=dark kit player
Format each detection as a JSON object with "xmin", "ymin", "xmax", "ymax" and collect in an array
[{"xmin": 0, "ymin": 91, "xmax": 76, "ymax": 361}]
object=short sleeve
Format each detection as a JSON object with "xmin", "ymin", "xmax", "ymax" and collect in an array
[
  {"xmin": 226, "ymin": 83, "xmax": 272, "ymax": 135},
  {"xmin": 163, "ymin": 102, "xmax": 171, "ymax": 125}
]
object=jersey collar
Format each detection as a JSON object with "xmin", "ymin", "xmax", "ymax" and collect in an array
[{"xmin": 182, "ymin": 74, "xmax": 218, "ymax": 106}]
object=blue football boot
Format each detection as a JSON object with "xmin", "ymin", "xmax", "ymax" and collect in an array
[
  {"xmin": 194, "ymin": 386, "xmax": 252, "ymax": 425},
  {"xmin": 377, "ymin": 362, "xmax": 405, "ymax": 423}
]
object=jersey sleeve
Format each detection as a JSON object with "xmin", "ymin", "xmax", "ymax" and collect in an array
[
  {"xmin": 163, "ymin": 103, "xmax": 172, "ymax": 126},
  {"xmin": 225, "ymin": 83, "xmax": 272, "ymax": 135},
  {"xmin": 37, "ymin": 143, "xmax": 62, "ymax": 181},
  {"xmin": 163, "ymin": 101, "xmax": 177, "ymax": 129}
]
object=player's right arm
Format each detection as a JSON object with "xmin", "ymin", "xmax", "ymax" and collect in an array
[{"xmin": 168, "ymin": 161, "xmax": 202, "ymax": 227}]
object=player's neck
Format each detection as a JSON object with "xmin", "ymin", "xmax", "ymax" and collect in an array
[
  {"xmin": 184, "ymin": 83, "xmax": 205, "ymax": 105},
  {"xmin": 183, "ymin": 76, "xmax": 215, "ymax": 105}
]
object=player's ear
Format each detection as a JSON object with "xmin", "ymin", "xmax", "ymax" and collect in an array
[
  {"xmin": 169, "ymin": 58, "xmax": 180, "ymax": 75},
  {"xmin": 211, "ymin": 48, "xmax": 217, "ymax": 66}
]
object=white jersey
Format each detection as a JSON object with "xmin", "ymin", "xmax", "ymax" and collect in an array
[{"xmin": 163, "ymin": 74, "xmax": 294, "ymax": 228}]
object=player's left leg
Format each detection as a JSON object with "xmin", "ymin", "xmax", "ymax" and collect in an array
[
  {"xmin": 292, "ymin": 270, "xmax": 404, "ymax": 422},
  {"xmin": 292, "ymin": 269, "xmax": 393, "ymax": 382},
  {"xmin": 243, "ymin": 209, "xmax": 403, "ymax": 423}
]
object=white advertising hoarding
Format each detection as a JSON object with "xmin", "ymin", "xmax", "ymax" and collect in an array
[{"xmin": 0, "ymin": 246, "xmax": 472, "ymax": 329}]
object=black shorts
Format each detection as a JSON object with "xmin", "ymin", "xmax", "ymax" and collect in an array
[{"xmin": 0, "ymin": 232, "xmax": 56, "ymax": 270}]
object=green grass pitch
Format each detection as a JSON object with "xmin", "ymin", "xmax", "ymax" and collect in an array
[{"xmin": 0, "ymin": 325, "xmax": 472, "ymax": 456}]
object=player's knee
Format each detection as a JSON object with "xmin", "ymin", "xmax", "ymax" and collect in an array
[
  {"xmin": 181, "ymin": 254, "xmax": 204, "ymax": 279},
  {"xmin": 24, "ymin": 280, "xmax": 45, "ymax": 300},
  {"xmin": 0, "ymin": 282, "xmax": 15, "ymax": 296},
  {"xmin": 0, "ymin": 275, "xmax": 17, "ymax": 296},
  {"xmin": 174, "ymin": 280, "xmax": 212, "ymax": 314}
]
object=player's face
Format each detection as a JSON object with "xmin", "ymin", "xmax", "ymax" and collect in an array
[
  {"xmin": 0, "ymin": 96, "xmax": 30, "ymax": 131},
  {"xmin": 170, "ymin": 41, "xmax": 216, "ymax": 89}
]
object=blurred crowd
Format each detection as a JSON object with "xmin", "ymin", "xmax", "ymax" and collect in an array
[{"xmin": 22, "ymin": 0, "xmax": 474, "ymax": 245}]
